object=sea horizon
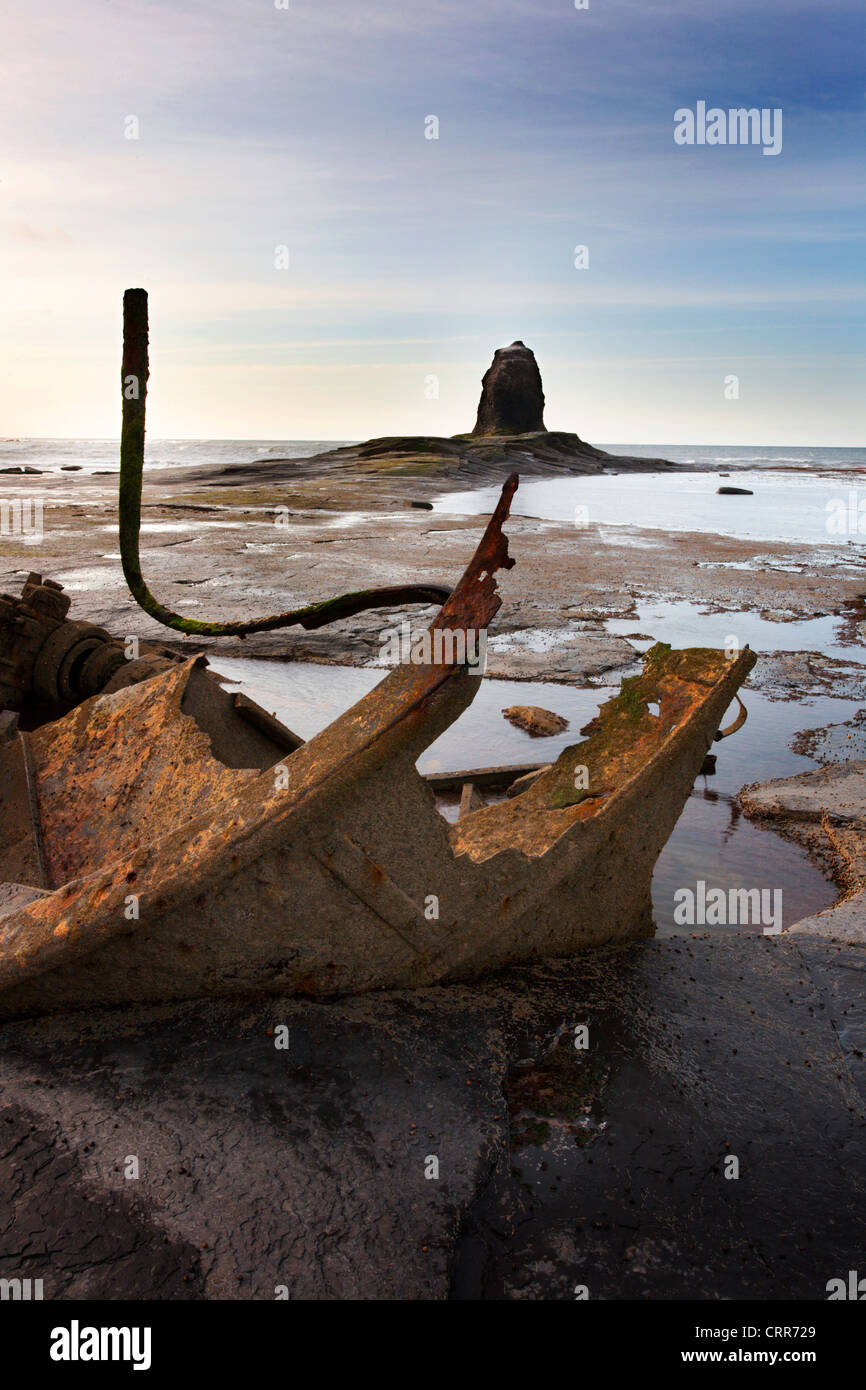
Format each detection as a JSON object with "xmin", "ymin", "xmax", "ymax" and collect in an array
[{"xmin": 2, "ymin": 437, "xmax": 865, "ymax": 477}]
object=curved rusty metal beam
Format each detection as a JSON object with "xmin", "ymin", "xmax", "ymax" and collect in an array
[
  {"xmin": 714, "ymin": 693, "xmax": 748, "ymax": 741},
  {"xmin": 119, "ymin": 288, "xmax": 452, "ymax": 636}
]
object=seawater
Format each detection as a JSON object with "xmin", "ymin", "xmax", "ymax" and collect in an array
[
  {"xmin": 0, "ymin": 438, "xmax": 355, "ymax": 475},
  {"xmin": 435, "ymin": 469, "xmax": 866, "ymax": 547},
  {"xmin": 3, "ymin": 438, "xmax": 865, "ymax": 479}
]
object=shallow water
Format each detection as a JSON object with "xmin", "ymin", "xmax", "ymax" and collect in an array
[
  {"xmin": 651, "ymin": 689, "xmax": 854, "ymax": 936},
  {"xmin": 211, "ymin": 656, "xmax": 847, "ymax": 940},
  {"xmin": 212, "ymin": 658, "xmax": 617, "ymax": 770},
  {"xmin": 435, "ymin": 470, "xmax": 866, "ymax": 547},
  {"xmin": 607, "ymin": 598, "xmax": 866, "ymax": 664}
]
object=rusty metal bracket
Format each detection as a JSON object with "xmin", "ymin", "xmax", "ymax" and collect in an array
[
  {"xmin": 119, "ymin": 288, "xmax": 452, "ymax": 637},
  {"xmin": 714, "ymin": 694, "xmax": 748, "ymax": 741}
]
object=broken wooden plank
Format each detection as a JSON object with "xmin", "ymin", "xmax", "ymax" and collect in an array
[
  {"xmin": 422, "ymin": 762, "xmax": 547, "ymax": 794},
  {"xmin": 458, "ymin": 782, "xmax": 486, "ymax": 819}
]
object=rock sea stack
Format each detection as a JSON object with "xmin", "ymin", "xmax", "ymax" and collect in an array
[
  {"xmin": 472, "ymin": 341, "xmax": 546, "ymax": 437},
  {"xmin": 169, "ymin": 337, "xmax": 679, "ymax": 486}
]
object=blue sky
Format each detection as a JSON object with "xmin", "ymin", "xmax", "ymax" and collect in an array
[{"xmin": 1, "ymin": 0, "xmax": 864, "ymax": 443}]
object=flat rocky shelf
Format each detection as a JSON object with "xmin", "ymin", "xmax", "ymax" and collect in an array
[{"xmin": 170, "ymin": 430, "xmax": 678, "ymax": 489}]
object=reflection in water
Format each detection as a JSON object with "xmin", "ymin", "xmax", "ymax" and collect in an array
[
  {"xmin": 211, "ymin": 657, "xmax": 847, "ymax": 940},
  {"xmin": 606, "ymin": 597, "xmax": 865, "ymax": 664}
]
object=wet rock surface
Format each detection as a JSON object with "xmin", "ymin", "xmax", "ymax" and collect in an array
[
  {"xmin": 741, "ymin": 760, "xmax": 866, "ymax": 825},
  {"xmin": 794, "ymin": 710, "xmax": 866, "ymax": 764},
  {"xmin": 166, "ymin": 430, "xmax": 677, "ymax": 487},
  {"xmin": 454, "ymin": 938, "xmax": 866, "ymax": 1300},
  {"xmin": 789, "ymin": 891, "xmax": 866, "ymax": 943},
  {"xmin": 748, "ymin": 651, "xmax": 866, "ymax": 702},
  {"xmin": 741, "ymin": 761, "xmax": 866, "ymax": 943},
  {"xmin": 1, "ymin": 935, "xmax": 863, "ymax": 1300},
  {"xmin": 153, "ymin": 611, "xmax": 639, "ymax": 683}
]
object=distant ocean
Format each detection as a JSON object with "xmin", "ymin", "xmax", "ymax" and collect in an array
[
  {"xmin": 1, "ymin": 439, "xmax": 864, "ymax": 478},
  {"xmin": 0, "ymin": 439, "xmax": 354, "ymax": 476}
]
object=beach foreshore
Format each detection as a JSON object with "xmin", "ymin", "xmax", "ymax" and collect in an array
[
  {"xmin": 5, "ymin": 447, "xmax": 864, "ymax": 921},
  {"xmin": 2, "ymin": 450, "xmax": 866, "ymax": 1301},
  {"xmin": 1, "ymin": 457, "xmax": 864, "ymax": 688},
  {"xmin": 2, "ymin": 936, "xmax": 864, "ymax": 1300}
]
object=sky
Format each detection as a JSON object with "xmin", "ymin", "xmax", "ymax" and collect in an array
[{"xmin": 1, "ymin": 0, "xmax": 864, "ymax": 445}]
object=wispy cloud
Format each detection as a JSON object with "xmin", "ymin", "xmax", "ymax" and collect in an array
[{"xmin": 0, "ymin": 0, "xmax": 863, "ymax": 441}]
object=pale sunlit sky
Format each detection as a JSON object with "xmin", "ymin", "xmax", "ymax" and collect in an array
[{"xmin": 1, "ymin": 0, "xmax": 864, "ymax": 445}]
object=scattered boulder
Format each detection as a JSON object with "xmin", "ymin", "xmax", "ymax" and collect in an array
[
  {"xmin": 0, "ymin": 466, "xmax": 41, "ymax": 474},
  {"xmin": 471, "ymin": 341, "xmax": 546, "ymax": 436},
  {"xmin": 502, "ymin": 705, "xmax": 568, "ymax": 737}
]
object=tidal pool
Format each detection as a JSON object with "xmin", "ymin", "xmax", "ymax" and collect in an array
[
  {"xmin": 606, "ymin": 597, "xmax": 865, "ymax": 664},
  {"xmin": 434, "ymin": 470, "xmax": 866, "ymax": 548}
]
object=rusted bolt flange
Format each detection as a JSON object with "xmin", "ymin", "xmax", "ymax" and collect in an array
[
  {"xmin": 32, "ymin": 622, "xmax": 114, "ymax": 703},
  {"xmin": 79, "ymin": 642, "xmax": 127, "ymax": 696}
]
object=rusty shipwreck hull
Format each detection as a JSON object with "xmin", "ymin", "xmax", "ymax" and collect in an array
[{"xmin": 0, "ymin": 480, "xmax": 755, "ymax": 1019}]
